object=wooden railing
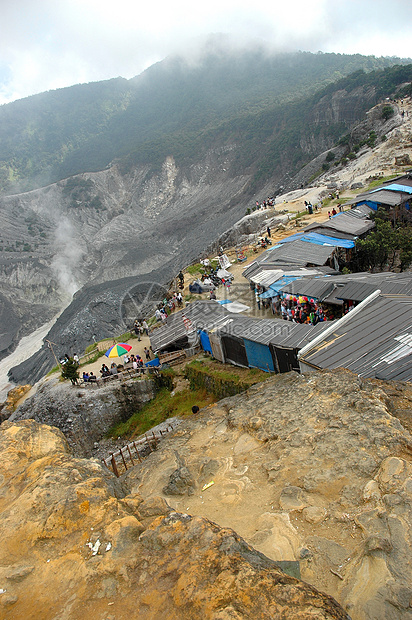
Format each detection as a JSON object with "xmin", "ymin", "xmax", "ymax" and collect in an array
[{"xmin": 102, "ymin": 420, "xmax": 180, "ymax": 477}]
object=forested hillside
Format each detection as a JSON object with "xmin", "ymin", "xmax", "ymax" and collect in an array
[{"xmin": 0, "ymin": 47, "xmax": 410, "ymax": 195}]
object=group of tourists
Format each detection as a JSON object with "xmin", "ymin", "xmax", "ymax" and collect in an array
[
  {"xmin": 133, "ymin": 319, "xmax": 150, "ymax": 340},
  {"xmin": 82, "ymin": 370, "xmax": 97, "ymax": 382},
  {"xmin": 253, "ymin": 282, "xmax": 336, "ymax": 323},
  {"xmin": 255, "ymin": 197, "xmax": 275, "ymax": 210},
  {"xmin": 278, "ymin": 298, "xmax": 326, "ymax": 324},
  {"xmin": 154, "ymin": 290, "xmax": 184, "ymax": 323}
]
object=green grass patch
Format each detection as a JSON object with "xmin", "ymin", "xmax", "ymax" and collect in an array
[
  {"xmin": 115, "ymin": 331, "xmax": 133, "ymax": 342},
  {"xmin": 289, "ymin": 210, "xmax": 307, "ymax": 220},
  {"xmin": 185, "ymin": 358, "xmax": 269, "ymax": 399},
  {"xmin": 107, "ymin": 386, "xmax": 216, "ymax": 439},
  {"xmin": 46, "ymin": 364, "xmax": 60, "ymax": 376},
  {"xmin": 85, "ymin": 343, "xmax": 98, "ymax": 354},
  {"xmin": 365, "ymin": 174, "xmax": 398, "ymax": 191},
  {"xmin": 186, "ymin": 263, "xmax": 203, "ymax": 275}
]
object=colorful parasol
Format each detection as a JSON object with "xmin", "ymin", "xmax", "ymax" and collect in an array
[{"xmin": 105, "ymin": 343, "xmax": 132, "ymax": 358}]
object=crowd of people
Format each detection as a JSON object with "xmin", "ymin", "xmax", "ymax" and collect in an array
[
  {"xmin": 133, "ymin": 318, "xmax": 150, "ymax": 339},
  {"xmin": 97, "ymin": 353, "xmax": 150, "ymax": 379},
  {"xmin": 255, "ymin": 197, "xmax": 275, "ymax": 209},
  {"xmin": 154, "ymin": 291, "xmax": 184, "ymax": 324},
  {"xmin": 252, "ymin": 282, "xmax": 340, "ymax": 323},
  {"xmin": 279, "ymin": 297, "xmax": 326, "ymax": 324}
]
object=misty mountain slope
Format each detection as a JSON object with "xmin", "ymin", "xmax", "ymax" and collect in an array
[
  {"xmin": 6, "ymin": 98, "xmax": 409, "ymax": 386},
  {"xmin": 0, "ymin": 48, "xmax": 410, "ymax": 195}
]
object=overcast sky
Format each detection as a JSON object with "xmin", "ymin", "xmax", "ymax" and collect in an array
[{"xmin": 1, "ymin": 0, "xmax": 411, "ymax": 105}]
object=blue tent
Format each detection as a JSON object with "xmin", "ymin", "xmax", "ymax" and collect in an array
[
  {"xmin": 259, "ymin": 290, "xmax": 276, "ymax": 299},
  {"xmin": 145, "ymin": 358, "xmax": 160, "ymax": 367},
  {"xmin": 276, "ymin": 232, "xmax": 354, "ymax": 248},
  {"xmin": 269, "ymin": 276, "xmax": 299, "ymax": 294}
]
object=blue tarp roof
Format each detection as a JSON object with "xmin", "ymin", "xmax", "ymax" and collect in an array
[
  {"xmin": 276, "ymin": 232, "xmax": 355, "ymax": 249},
  {"xmin": 259, "ymin": 276, "xmax": 300, "ymax": 298},
  {"xmin": 372, "ymin": 183, "xmax": 412, "ymax": 195},
  {"xmin": 269, "ymin": 275, "xmax": 299, "ymax": 293},
  {"xmin": 259, "ymin": 290, "xmax": 276, "ymax": 299},
  {"xmin": 303, "ymin": 232, "xmax": 355, "ymax": 248}
]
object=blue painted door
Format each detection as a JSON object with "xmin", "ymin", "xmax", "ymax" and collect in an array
[{"xmin": 244, "ymin": 339, "xmax": 274, "ymax": 372}]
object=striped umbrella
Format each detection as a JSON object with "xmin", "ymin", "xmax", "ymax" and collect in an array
[{"xmin": 104, "ymin": 343, "xmax": 132, "ymax": 358}]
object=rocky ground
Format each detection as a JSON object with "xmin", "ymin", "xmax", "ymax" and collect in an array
[
  {"xmin": 0, "ymin": 416, "xmax": 350, "ymax": 620},
  {"xmin": 3, "ymin": 367, "xmax": 411, "ymax": 619},
  {"xmin": 121, "ymin": 369, "xmax": 412, "ymax": 620}
]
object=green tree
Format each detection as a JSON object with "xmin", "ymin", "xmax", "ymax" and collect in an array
[
  {"xmin": 398, "ymin": 226, "xmax": 412, "ymax": 271},
  {"xmin": 61, "ymin": 358, "xmax": 80, "ymax": 385},
  {"xmin": 381, "ymin": 105, "xmax": 394, "ymax": 121},
  {"xmin": 356, "ymin": 220, "xmax": 396, "ymax": 271},
  {"xmin": 355, "ymin": 216, "xmax": 412, "ymax": 271}
]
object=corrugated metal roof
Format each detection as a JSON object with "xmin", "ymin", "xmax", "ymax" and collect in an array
[
  {"xmin": 263, "ymin": 239, "xmax": 336, "ymax": 266},
  {"xmin": 336, "ymin": 274, "xmax": 412, "ymax": 302},
  {"xmin": 302, "ymin": 225, "xmax": 356, "ymax": 240},
  {"xmin": 280, "ymin": 272, "xmax": 412, "ymax": 305},
  {"xmin": 305, "ymin": 206, "xmax": 374, "ymax": 236},
  {"xmin": 300, "ymin": 296, "xmax": 412, "ymax": 380},
  {"xmin": 327, "ymin": 213, "xmax": 374, "ymax": 235},
  {"xmin": 363, "ymin": 190, "xmax": 405, "ymax": 206},
  {"xmin": 274, "ymin": 322, "xmax": 330, "ymax": 349},
  {"xmin": 251, "ymin": 269, "xmax": 284, "ymax": 286},
  {"xmin": 150, "ymin": 301, "xmax": 228, "ymax": 351},
  {"xmin": 242, "ymin": 260, "xmax": 260, "ymax": 279},
  {"xmin": 240, "ymin": 318, "xmax": 297, "ymax": 345},
  {"xmin": 243, "ymin": 256, "xmax": 335, "ymax": 282}
]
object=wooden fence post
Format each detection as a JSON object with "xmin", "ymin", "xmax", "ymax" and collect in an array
[
  {"xmin": 110, "ymin": 453, "xmax": 119, "ymax": 478},
  {"xmin": 120, "ymin": 448, "xmax": 128, "ymax": 471},
  {"xmin": 127, "ymin": 445, "xmax": 135, "ymax": 466}
]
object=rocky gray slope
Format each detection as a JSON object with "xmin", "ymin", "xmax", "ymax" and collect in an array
[
  {"xmin": 2, "ymin": 153, "xmax": 250, "ymax": 380},
  {"xmin": 9, "ymin": 373, "xmax": 157, "ymax": 456}
]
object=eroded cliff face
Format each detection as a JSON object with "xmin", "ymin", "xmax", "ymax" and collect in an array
[
  {"xmin": 9, "ymin": 374, "xmax": 157, "ymax": 457},
  {"xmin": 0, "ymin": 151, "xmax": 249, "ymax": 362},
  {"xmin": 0, "ymin": 418, "xmax": 349, "ymax": 619}
]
